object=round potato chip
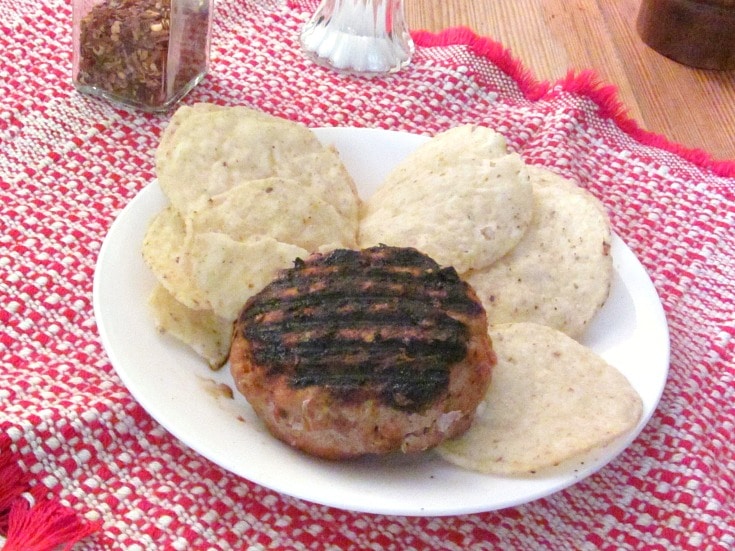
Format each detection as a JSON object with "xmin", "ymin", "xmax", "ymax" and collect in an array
[
  {"xmin": 157, "ymin": 104, "xmax": 275, "ymax": 170},
  {"xmin": 142, "ymin": 207, "xmax": 210, "ymax": 311},
  {"xmin": 148, "ymin": 284, "xmax": 232, "ymax": 369},
  {"xmin": 187, "ymin": 232, "xmax": 307, "ymax": 320},
  {"xmin": 189, "ymin": 177, "xmax": 357, "ymax": 252},
  {"xmin": 155, "ymin": 107, "xmax": 359, "ymax": 226},
  {"xmin": 369, "ymin": 124, "xmax": 510, "ymax": 202},
  {"xmin": 465, "ymin": 165, "xmax": 613, "ymax": 338},
  {"xmin": 358, "ymin": 153, "xmax": 533, "ymax": 273},
  {"xmin": 436, "ymin": 322, "xmax": 643, "ymax": 475}
]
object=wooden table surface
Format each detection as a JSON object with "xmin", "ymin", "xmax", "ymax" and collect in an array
[{"xmin": 407, "ymin": 0, "xmax": 735, "ymax": 162}]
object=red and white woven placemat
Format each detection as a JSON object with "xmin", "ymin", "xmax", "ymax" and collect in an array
[{"xmin": 1, "ymin": 0, "xmax": 733, "ymax": 549}]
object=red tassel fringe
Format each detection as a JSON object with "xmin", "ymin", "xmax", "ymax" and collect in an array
[
  {"xmin": 412, "ymin": 27, "xmax": 735, "ymax": 178},
  {"xmin": 2, "ymin": 499, "xmax": 101, "ymax": 551},
  {"xmin": 1, "ymin": 439, "xmax": 101, "ymax": 551},
  {"xmin": 412, "ymin": 27, "xmax": 548, "ymax": 100},
  {"xmin": 0, "ymin": 457, "xmax": 26, "ymax": 534}
]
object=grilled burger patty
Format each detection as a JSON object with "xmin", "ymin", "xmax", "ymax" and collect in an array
[{"xmin": 230, "ymin": 246, "xmax": 495, "ymax": 459}]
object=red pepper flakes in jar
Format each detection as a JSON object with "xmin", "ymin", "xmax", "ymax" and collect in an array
[{"xmin": 72, "ymin": 0, "xmax": 213, "ymax": 111}]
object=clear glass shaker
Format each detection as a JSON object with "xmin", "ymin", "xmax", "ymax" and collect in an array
[
  {"xmin": 300, "ymin": 0, "xmax": 414, "ymax": 76},
  {"xmin": 72, "ymin": 0, "xmax": 213, "ymax": 111}
]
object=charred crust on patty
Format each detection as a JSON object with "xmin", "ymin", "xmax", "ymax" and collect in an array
[{"xmin": 237, "ymin": 246, "xmax": 482, "ymax": 411}]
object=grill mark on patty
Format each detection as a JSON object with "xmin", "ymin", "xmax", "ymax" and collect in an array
[
  {"xmin": 237, "ymin": 246, "xmax": 482, "ymax": 411},
  {"xmin": 243, "ymin": 265, "xmax": 483, "ymax": 319}
]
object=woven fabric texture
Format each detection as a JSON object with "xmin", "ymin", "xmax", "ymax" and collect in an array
[{"xmin": 1, "ymin": 0, "xmax": 733, "ymax": 549}]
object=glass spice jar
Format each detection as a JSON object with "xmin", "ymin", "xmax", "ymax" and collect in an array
[
  {"xmin": 300, "ymin": 0, "xmax": 414, "ymax": 76},
  {"xmin": 72, "ymin": 0, "xmax": 213, "ymax": 111}
]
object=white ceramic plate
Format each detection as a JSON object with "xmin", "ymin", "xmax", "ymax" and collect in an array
[{"xmin": 93, "ymin": 127, "xmax": 670, "ymax": 516}]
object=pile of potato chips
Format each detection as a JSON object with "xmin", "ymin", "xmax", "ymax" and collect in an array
[
  {"xmin": 142, "ymin": 105, "xmax": 642, "ymax": 475},
  {"xmin": 358, "ymin": 124, "xmax": 641, "ymax": 474},
  {"xmin": 359, "ymin": 125, "xmax": 613, "ymax": 339},
  {"xmin": 143, "ymin": 104, "xmax": 359, "ymax": 367}
]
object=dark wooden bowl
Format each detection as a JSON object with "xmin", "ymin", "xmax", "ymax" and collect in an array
[{"xmin": 637, "ymin": 0, "xmax": 735, "ymax": 70}]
